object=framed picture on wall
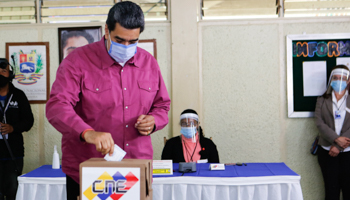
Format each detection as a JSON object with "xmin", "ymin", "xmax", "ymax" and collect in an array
[
  {"xmin": 138, "ymin": 39, "xmax": 157, "ymax": 59},
  {"xmin": 58, "ymin": 26, "xmax": 102, "ymax": 63},
  {"xmin": 287, "ymin": 33, "xmax": 350, "ymax": 118},
  {"xmin": 6, "ymin": 42, "xmax": 50, "ymax": 104}
]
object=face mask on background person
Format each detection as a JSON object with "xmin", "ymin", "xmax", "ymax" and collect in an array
[
  {"xmin": 0, "ymin": 75, "xmax": 10, "ymax": 88},
  {"xmin": 108, "ymin": 34, "xmax": 137, "ymax": 64},
  {"xmin": 331, "ymin": 80, "xmax": 348, "ymax": 92},
  {"xmin": 180, "ymin": 127, "xmax": 197, "ymax": 138}
]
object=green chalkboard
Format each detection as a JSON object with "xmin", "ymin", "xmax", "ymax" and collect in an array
[{"xmin": 287, "ymin": 34, "xmax": 350, "ymax": 118}]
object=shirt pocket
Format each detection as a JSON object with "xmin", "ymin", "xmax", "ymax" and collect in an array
[
  {"xmin": 82, "ymin": 81, "xmax": 113, "ymax": 109},
  {"xmin": 83, "ymin": 81, "xmax": 111, "ymax": 93},
  {"xmin": 138, "ymin": 80, "xmax": 159, "ymax": 110}
]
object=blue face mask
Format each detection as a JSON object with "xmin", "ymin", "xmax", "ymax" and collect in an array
[
  {"xmin": 108, "ymin": 34, "xmax": 137, "ymax": 64},
  {"xmin": 331, "ymin": 80, "xmax": 348, "ymax": 92},
  {"xmin": 180, "ymin": 127, "xmax": 197, "ymax": 138}
]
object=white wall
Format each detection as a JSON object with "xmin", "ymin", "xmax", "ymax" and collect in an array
[{"xmin": 200, "ymin": 17, "xmax": 350, "ymax": 200}]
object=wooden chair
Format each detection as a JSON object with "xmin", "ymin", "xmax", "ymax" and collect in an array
[
  {"xmin": 164, "ymin": 137, "xmax": 168, "ymax": 145},
  {"xmin": 164, "ymin": 136, "xmax": 212, "ymax": 145}
]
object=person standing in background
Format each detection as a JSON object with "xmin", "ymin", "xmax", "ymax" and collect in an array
[
  {"xmin": 315, "ymin": 65, "xmax": 350, "ymax": 200},
  {"xmin": 46, "ymin": 2, "xmax": 171, "ymax": 200},
  {"xmin": 0, "ymin": 58, "xmax": 34, "ymax": 200}
]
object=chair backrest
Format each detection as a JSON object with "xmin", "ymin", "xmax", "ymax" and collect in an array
[
  {"xmin": 164, "ymin": 136, "xmax": 212, "ymax": 145},
  {"xmin": 164, "ymin": 137, "xmax": 168, "ymax": 146}
]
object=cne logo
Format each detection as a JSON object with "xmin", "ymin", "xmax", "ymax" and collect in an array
[{"xmin": 83, "ymin": 171, "xmax": 139, "ymax": 200}]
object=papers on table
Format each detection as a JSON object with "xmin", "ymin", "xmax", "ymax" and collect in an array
[
  {"xmin": 209, "ymin": 164, "xmax": 225, "ymax": 170},
  {"xmin": 197, "ymin": 159, "xmax": 208, "ymax": 163},
  {"xmin": 153, "ymin": 160, "xmax": 173, "ymax": 175}
]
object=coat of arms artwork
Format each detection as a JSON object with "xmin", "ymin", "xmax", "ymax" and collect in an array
[{"xmin": 6, "ymin": 42, "xmax": 50, "ymax": 104}]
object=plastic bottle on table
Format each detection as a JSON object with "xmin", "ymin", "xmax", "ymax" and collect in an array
[{"xmin": 52, "ymin": 145, "xmax": 60, "ymax": 169}]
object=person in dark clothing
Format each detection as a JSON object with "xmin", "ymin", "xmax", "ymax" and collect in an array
[
  {"xmin": 161, "ymin": 109, "xmax": 219, "ymax": 163},
  {"xmin": 0, "ymin": 58, "xmax": 34, "ymax": 200}
]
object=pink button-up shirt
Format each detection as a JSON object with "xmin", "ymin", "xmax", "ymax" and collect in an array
[{"xmin": 46, "ymin": 37, "xmax": 171, "ymax": 183}]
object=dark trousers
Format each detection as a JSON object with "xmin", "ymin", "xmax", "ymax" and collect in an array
[
  {"xmin": 0, "ymin": 158, "xmax": 23, "ymax": 200},
  {"xmin": 318, "ymin": 147, "xmax": 350, "ymax": 200},
  {"xmin": 66, "ymin": 175, "xmax": 80, "ymax": 200}
]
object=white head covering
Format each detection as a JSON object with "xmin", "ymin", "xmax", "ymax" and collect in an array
[{"xmin": 180, "ymin": 113, "xmax": 199, "ymax": 121}]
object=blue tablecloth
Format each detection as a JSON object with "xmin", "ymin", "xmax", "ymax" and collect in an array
[
  {"xmin": 21, "ymin": 165, "xmax": 65, "ymax": 178},
  {"xmin": 22, "ymin": 162, "xmax": 299, "ymax": 178},
  {"xmin": 154, "ymin": 162, "xmax": 299, "ymax": 178}
]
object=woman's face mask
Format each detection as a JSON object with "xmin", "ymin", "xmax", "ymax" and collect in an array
[
  {"xmin": 331, "ymin": 80, "xmax": 348, "ymax": 92},
  {"xmin": 108, "ymin": 34, "xmax": 137, "ymax": 64},
  {"xmin": 180, "ymin": 127, "xmax": 197, "ymax": 138},
  {"xmin": 0, "ymin": 75, "xmax": 10, "ymax": 88}
]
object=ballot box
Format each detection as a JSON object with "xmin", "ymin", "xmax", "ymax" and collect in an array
[{"xmin": 79, "ymin": 158, "xmax": 152, "ymax": 200}]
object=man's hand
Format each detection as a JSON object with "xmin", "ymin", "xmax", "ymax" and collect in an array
[
  {"xmin": 335, "ymin": 136, "xmax": 350, "ymax": 149},
  {"xmin": 135, "ymin": 115, "xmax": 155, "ymax": 136},
  {"xmin": 0, "ymin": 123, "xmax": 13, "ymax": 135},
  {"xmin": 83, "ymin": 130, "xmax": 114, "ymax": 156},
  {"xmin": 329, "ymin": 145, "xmax": 340, "ymax": 157}
]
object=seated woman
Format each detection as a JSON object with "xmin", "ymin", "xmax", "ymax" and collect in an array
[{"xmin": 161, "ymin": 109, "xmax": 219, "ymax": 163}]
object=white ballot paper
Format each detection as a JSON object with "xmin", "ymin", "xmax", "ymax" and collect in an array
[{"xmin": 104, "ymin": 144, "xmax": 126, "ymax": 161}]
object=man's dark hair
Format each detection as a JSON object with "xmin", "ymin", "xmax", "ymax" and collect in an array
[
  {"xmin": 106, "ymin": 1, "xmax": 145, "ymax": 33},
  {"xmin": 61, "ymin": 31, "xmax": 94, "ymax": 49}
]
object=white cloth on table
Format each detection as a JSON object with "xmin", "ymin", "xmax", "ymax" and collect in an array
[
  {"xmin": 152, "ymin": 176, "xmax": 303, "ymax": 200},
  {"xmin": 16, "ymin": 177, "xmax": 66, "ymax": 200}
]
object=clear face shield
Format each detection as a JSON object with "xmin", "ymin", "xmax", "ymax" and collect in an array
[
  {"xmin": 180, "ymin": 113, "xmax": 199, "ymax": 143},
  {"xmin": 327, "ymin": 68, "xmax": 350, "ymax": 94}
]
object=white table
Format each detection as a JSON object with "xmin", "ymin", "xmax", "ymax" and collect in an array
[
  {"xmin": 16, "ymin": 163, "xmax": 303, "ymax": 200},
  {"xmin": 152, "ymin": 176, "xmax": 302, "ymax": 200},
  {"xmin": 152, "ymin": 162, "xmax": 303, "ymax": 200},
  {"xmin": 16, "ymin": 165, "xmax": 66, "ymax": 200}
]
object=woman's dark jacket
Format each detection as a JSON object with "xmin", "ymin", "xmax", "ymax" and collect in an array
[
  {"xmin": 161, "ymin": 133, "xmax": 220, "ymax": 163},
  {"xmin": 0, "ymin": 82, "xmax": 34, "ymax": 159}
]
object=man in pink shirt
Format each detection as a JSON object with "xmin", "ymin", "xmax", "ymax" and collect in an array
[{"xmin": 46, "ymin": 2, "xmax": 170, "ymax": 199}]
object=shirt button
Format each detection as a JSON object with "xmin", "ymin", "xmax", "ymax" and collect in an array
[
  {"xmin": 121, "ymin": 69, "xmax": 123, "ymax": 72},
  {"xmin": 96, "ymin": 88, "xmax": 99, "ymax": 91},
  {"xmin": 124, "ymin": 88, "xmax": 126, "ymax": 90},
  {"xmin": 126, "ymin": 143, "xmax": 129, "ymax": 146},
  {"xmin": 125, "ymin": 106, "xmax": 128, "ymax": 109},
  {"xmin": 126, "ymin": 125, "xmax": 128, "ymax": 128},
  {"xmin": 149, "ymin": 87, "xmax": 151, "ymax": 90}
]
